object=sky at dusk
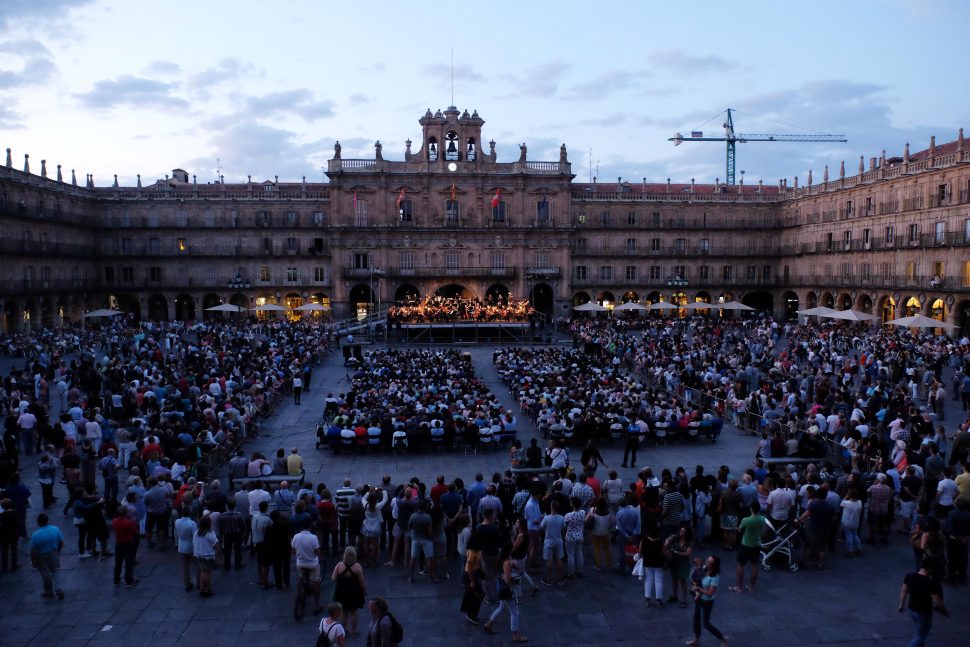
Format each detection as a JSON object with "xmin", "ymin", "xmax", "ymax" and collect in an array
[{"xmin": 2, "ymin": 0, "xmax": 967, "ymax": 187}]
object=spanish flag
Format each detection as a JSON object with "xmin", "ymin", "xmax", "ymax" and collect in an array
[
  {"xmin": 450, "ymin": 182, "xmax": 456, "ymax": 201},
  {"xmin": 491, "ymin": 187, "xmax": 501, "ymax": 208},
  {"xmin": 396, "ymin": 188, "xmax": 405, "ymax": 208}
]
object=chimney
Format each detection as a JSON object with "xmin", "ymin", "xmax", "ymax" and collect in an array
[
  {"xmin": 858, "ymin": 156, "xmax": 864, "ymax": 174},
  {"xmin": 41, "ymin": 159, "xmax": 47, "ymax": 178},
  {"xmin": 758, "ymin": 179, "xmax": 763, "ymax": 193},
  {"xmin": 793, "ymin": 176, "xmax": 799, "ymax": 189},
  {"xmin": 807, "ymin": 169, "xmax": 813, "ymax": 186},
  {"xmin": 71, "ymin": 169, "xmax": 76, "ymax": 186},
  {"xmin": 958, "ymin": 128, "xmax": 964, "ymax": 152},
  {"xmin": 929, "ymin": 135, "xmax": 936, "ymax": 157},
  {"xmin": 690, "ymin": 178, "xmax": 695, "ymax": 193},
  {"xmin": 56, "ymin": 164, "xmax": 62, "ymax": 182},
  {"xmin": 903, "ymin": 142, "xmax": 910, "ymax": 162},
  {"xmin": 23, "ymin": 154, "xmax": 29, "ymax": 174},
  {"xmin": 137, "ymin": 174, "xmax": 142, "ymax": 188},
  {"xmin": 839, "ymin": 160, "xmax": 845, "ymax": 179},
  {"xmin": 113, "ymin": 174, "xmax": 119, "ymax": 188},
  {"xmin": 4, "ymin": 148, "xmax": 10, "ymax": 168},
  {"xmin": 870, "ymin": 157, "xmax": 876, "ymax": 171},
  {"xmin": 823, "ymin": 165, "xmax": 829, "ymax": 183}
]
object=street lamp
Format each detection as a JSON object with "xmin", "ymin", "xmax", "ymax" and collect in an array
[{"xmin": 227, "ymin": 273, "xmax": 251, "ymax": 290}]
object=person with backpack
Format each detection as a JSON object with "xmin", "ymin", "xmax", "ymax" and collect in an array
[
  {"xmin": 366, "ymin": 596, "xmax": 402, "ymax": 647},
  {"xmin": 318, "ymin": 601, "xmax": 347, "ymax": 647}
]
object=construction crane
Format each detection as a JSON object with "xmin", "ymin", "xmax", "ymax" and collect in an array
[{"xmin": 669, "ymin": 108, "xmax": 847, "ymax": 185}]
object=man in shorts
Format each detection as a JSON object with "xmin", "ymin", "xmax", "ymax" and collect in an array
[
  {"xmin": 540, "ymin": 501, "xmax": 565, "ymax": 586},
  {"xmin": 291, "ymin": 517, "xmax": 323, "ymax": 614},
  {"xmin": 732, "ymin": 500, "xmax": 766, "ymax": 593},
  {"xmin": 407, "ymin": 499, "xmax": 436, "ymax": 583}
]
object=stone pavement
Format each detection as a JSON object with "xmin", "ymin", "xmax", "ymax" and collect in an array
[{"xmin": 1, "ymin": 344, "xmax": 969, "ymax": 646}]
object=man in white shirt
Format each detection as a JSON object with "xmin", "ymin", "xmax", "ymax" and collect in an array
[
  {"xmin": 248, "ymin": 482, "xmax": 271, "ymax": 514},
  {"xmin": 766, "ymin": 482, "xmax": 795, "ymax": 524},
  {"xmin": 291, "ymin": 518, "xmax": 322, "ymax": 613},
  {"xmin": 17, "ymin": 409, "xmax": 37, "ymax": 456}
]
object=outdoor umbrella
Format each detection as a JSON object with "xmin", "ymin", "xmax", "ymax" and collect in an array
[
  {"xmin": 205, "ymin": 303, "xmax": 245, "ymax": 312},
  {"xmin": 885, "ymin": 314, "xmax": 955, "ymax": 330},
  {"xmin": 250, "ymin": 304, "xmax": 287, "ymax": 312},
  {"xmin": 612, "ymin": 302, "xmax": 647, "ymax": 311},
  {"xmin": 294, "ymin": 303, "xmax": 330, "ymax": 311},
  {"xmin": 82, "ymin": 309, "xmax": 123, "ymax": 318},
  {"xmin": 719, "ymin": 301, "xmax": 755, "ymax": 311},
  {"xmin": 646, "ymin": 302, "xmax": 678, "ymax": 311},
  {"xmin": 573, "ymin": 302, "xmax": 608, "ymax": 312},
  {"xmin": 825, "ymin": 308, "xmax": 879, "ymax": 322},
  {"xmin": 796, "ymin": 306, "xmax": 838, "ymax": 317}
]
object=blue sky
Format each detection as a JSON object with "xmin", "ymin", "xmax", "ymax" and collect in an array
[{"xmin": 2, "ymin": 0, "xmax": 967, "ymax": 187}]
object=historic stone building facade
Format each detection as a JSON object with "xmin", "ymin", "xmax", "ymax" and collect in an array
[{"xmin": 1, "ymin": 109, "xmax": 968, "ymax": 335}]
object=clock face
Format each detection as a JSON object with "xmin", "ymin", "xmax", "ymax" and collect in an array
[{"xmin": 447, "ymin": 162, "xmax": 458, "ymax": 172}]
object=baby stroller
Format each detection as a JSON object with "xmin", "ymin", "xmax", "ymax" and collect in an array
[{"xmin": 760, "ymin": 517, "xmax": 800, "ymax": 572}]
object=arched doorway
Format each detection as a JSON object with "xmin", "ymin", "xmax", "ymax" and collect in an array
[
  {"xmin": 782, "ymin": 291, "xmax": 799, "ymax": 321},
  {"xmin": 572, "ymin": 292, "xmax": 591, "ymax": 306},
  {"xmin": 202, "ymin": 293, "xmax": 221, "ymax": 319},
  {"xmin": 806, "ymin": 291, "xmax": 818, "ymax": 309},
  {"xmin": 284, "ymin": 292, "xmax": 303, "ymax": 310},
  {"xmin": 530, "ymin": 283, "xmax": 554, "ymax": 323},
  {"xmin": 927, "ymin": 298, "xmax": 945, "ymax": 322},
  {"xmin": 819, "ymin": 292, "xmax": 834, "ymax": 309},
  {"xmin": 741, "ymin": 291, "xmax": 773, "ymax": 312},
  {"xmin": 670, "ymin": 291, "xmax": 688, "ymax": 306},
  {"xmin": 720, "ymin": 291, "xmax": 735, "ymax": 303},
  {"xmin": 879, "ymin": 296, "xmax": 896, "ymax": 323},
  {"xmin": 485, "ymin": 283, "xmax": 510, "ymax": 304},
  {"xmin": 694, "ymin": 291, "xmax": 711, "ymax": 304},
  {"xmin": 229, "ymin": 293, "xmax": 249, "ymax": 309},
  {"xmin": 394, "ymin": 284, "xmax": 420, "ymax": 304},
  {"xmin": 857, "ymin": 294, "xmax": 873, "ymax": 314},
  {"xmin": 596, "ymin": 291, "xmax": 616, "ymax": 307},
  {"xmin": 903, "ymin": 296, "xmax": 921, "ymax": 317},
  {"xmin": 957, "ymin": 300, "xmax": 970, "ymax": 337},
  {"xmin": 3, "ymin": 301, "xmax": 19, "ymax": 334},
  {"xmin": 111, "ymin": 294, "xmax": 140, "ymax": 320},
  {"xmin": 644, "ymin": 291, "xmax": 662, "ymax": 304},
  {"xmin": 147, "ymin": 294, "xmax": 168, "ymax": 321},
  {"xmin": 838, "ymin": 293, "xmax": 852, "ymax": 311},
  {"xmin": 621, "ymin": 290, "xmax": 639, "ymax": 303},
  {"xmin": 174, "ymin": 294, "xmax": 195, "ymax": 321},
  {"xmin": 434, "ymin": 284, "xmax": 473, "ymax": 299},
  {"xmin": 349, "ymin": 284, "xmax": 373, "ymax": 319}
]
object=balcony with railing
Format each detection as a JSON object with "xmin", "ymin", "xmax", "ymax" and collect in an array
[
  {"xmin": 379, "ymin": 266, "xmax": 517, "ymax": 279},
  {"xmin": 525, "ymin": 267, "xmax": 561, "ymax": 278}
]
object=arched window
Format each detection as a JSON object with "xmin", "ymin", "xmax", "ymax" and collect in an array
[
  {"xmin": 428, "ymin": 136, "xmax": 438, "ymax": 161},
  {"xmin": 466, "ymin": 138, "xmax": 477, "ymax": 161},
  {"xmin": 444, "ymin": 131, "xmax": 459, "ymax": 161}
]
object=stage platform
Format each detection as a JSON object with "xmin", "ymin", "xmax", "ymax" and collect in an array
[{"xmin": 392, "ymin": 321, "xmax": 541, "ymax": 344}]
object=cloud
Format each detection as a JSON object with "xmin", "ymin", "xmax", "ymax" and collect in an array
[
  {"xmin": 0, "ymin": 0, "xmax": 94, "ymax": 30},
  {"xmin": 145, "ymin": 60, "xmax": 181, "ymax": 75},
  {"xmin": 0, "ymin": 55, "xmax": 56, "ymax": 88},
  {"xmin": 649, "ymin": 49, "xmax": 736, "ymax": 73},
  {"xmin": 0, "ymin": 39, "xmax": 51, "ymax": 56},
  {"xmin": 242, "ymin": 89, "xmax": 335, "ymax": 121},
  {"xmin": 188, "ymin": 57, "xmax": 255, "ymax": 88},
  {"xmin": 76, "ymin": 75, "xmax": 189, "ymax": 110},
  {"xmin": 501, "ymin": 60, "xmax": 572, "ymax": 98},
  {"xmin": 349, "ymin": 93, "xmax": 371, "ymax": 105},
  {"xmin": 0, "ymin": 104, "xmax": 24, "ymax": 129},
  {"xmin": 423, "ymin": 63, "xmax": 485, "ymax": 83},
  {"xmin": 565, "ymin": 70, "xmax": 646, "ymax": 100}
]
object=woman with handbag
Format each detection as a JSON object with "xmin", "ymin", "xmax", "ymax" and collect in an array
[{"xmin": 483, "ymin": 544, "xmax": 528, "ymax": 643}]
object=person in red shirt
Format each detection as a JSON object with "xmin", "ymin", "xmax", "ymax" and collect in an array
[
  {"xmin": 430, "ymin": 475, "xmax": 449, "ymax": 506},
  {"xmin": 141, "ymin": 437, "xmax": 163, "ymax": 462},
  {"xmin": 112, "ymin": 508, "xmax": 139, "ymax": 586}
]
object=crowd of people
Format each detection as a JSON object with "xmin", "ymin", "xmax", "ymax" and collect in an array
[
  {"xmin": 387, "ymin": 295, "xmax": 536, "ymax": 324},
  {"xmin": 2, "ymin": 310, "xmax": 970, "ymax": 646},
  {"xmin": 318, "ymin": 349, "xmax": 520, "ymax": 453}
]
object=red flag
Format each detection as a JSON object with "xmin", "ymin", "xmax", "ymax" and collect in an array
[
  {"xmin": 450, "ymin": 182, "xmax": 456, "ymax": 201},
  {"xmin": 491, "ymin": 188, "xmax": 501, "ymax": 208},
  {"xmin": 396, "ymin": 188, "xmax": 405, "ymax": 208}
]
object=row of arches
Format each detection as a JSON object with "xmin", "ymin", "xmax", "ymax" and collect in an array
[
  {"xmin": 571, "ymin": 290, "xmax": 774, "ymax": 312},
  {"xmin": 798, "ymin": 291, "xmax": 954, "ymax": 325}
]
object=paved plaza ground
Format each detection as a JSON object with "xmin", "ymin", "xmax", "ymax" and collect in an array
[{"xmin": 1, "ymin": 343, "xmax": 969, "ymax": 646}]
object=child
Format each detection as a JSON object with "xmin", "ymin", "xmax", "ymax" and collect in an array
[{"xmin": 689, "ymin": 556, "xmax": 704, "ymax": 601}]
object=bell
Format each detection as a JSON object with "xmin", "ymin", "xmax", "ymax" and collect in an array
[{"xmin": 446, "ymin": 140, "xmax": 457, "ymax": 154}]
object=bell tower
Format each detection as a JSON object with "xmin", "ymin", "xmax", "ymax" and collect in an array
[{"xmin": 409, "ymin": 107, "xmax": 489, "ymax": 165}]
